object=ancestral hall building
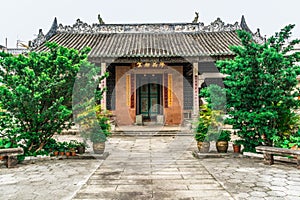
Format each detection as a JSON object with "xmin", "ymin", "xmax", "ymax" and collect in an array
[{"xmin": 32, "ymin": 16, "xmax": 262, "ymax": 126}]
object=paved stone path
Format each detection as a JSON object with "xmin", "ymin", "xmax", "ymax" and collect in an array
[
  {"xmin": 201, "ymin": 158, "xmax": 300, "ymax": 200},
  {"xmin": 74, "ymin": 136, "xmax": 300, "ymax": 200},
  {"xmin": 73, "ymin": 136, "xmax": 233, "ymax": 199},
  {"xmin": 1, "ymin": 136, "xmax": 300, "ymax": 200},
  {"xmin": 0, "ymin": 160, "xmax": 101, "ymax": 200}
]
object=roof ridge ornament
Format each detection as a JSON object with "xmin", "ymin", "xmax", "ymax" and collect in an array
[
  {"xmin": 202, "ymin": 18, "xmax": 240, "ymax": 32},
  {"xmin": 240, "ymin": 15, "xmax": 264, "ymax": 44},
  {"xmin": 31, "ymin": 17, "xmax": 58, "ymax": 49},
  {"xmin": 31, "ymin": 29, "xmax": 45, "ymax": 48},
  {"xmin": 45, "ymin": 17, "xmax": 58, "ymax": 40},
  {"xmin": 56, "ymin": 17, "xmax": 243, "ymax": 34}
]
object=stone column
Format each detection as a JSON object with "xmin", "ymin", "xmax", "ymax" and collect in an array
[
  {"xmin": 100, "ymin": 62, "xmax": 107, "ymax": 110},
  {"xmin": 193, "ymin": 62, "xmax": 199, "ymax": 116}
]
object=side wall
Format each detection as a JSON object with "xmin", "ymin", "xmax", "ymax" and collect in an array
[{"xmin": 164, "ymin": 66, "xmax": 183, "ymax": 125}]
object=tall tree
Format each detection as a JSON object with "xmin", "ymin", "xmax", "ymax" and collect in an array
[
  {"xmin": 217, "ymin": 25, "xmax": 300, "ymax": 152},
  {"xmin": 0, "ymin": 42, "xmax": 98, "ymax": 154}
]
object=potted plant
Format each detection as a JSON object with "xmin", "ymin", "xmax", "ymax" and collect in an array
[
  {"xmin": 76, "ymin": 142, "xmax": 87, "ymax": 154},
  {"xmin": 53, "ymin": 146, "xmax": 59, "ymax": 156},
  {"xmin": 65, "ymin": 142, "xmax": 72, "ymax": 157},
  {"xmin": 194, "ymin": 105, "xmax": 212, "ymax": 153},
  {"xmin": 91, "ymin": 132, "xmax": 106, "ymax": 154},
  {"xmin": 58, "ymin": 142, "xmax": 66, "ymax": 156},
  {"xmin": 195, "ymin": 132, "xmax": 210, "ymax": 153},
  {"xmin": 216, "ymin": 130, "xmax": 231, "ymax": 153},
  {"xmin": 90, "ymin": 118, "xmax": 111, "ymax": 154},
  {"xmin": 89, "ymin": 107, "xmax": 112, "ymax": 154},
  {"xmin": 43, "ymin": 138, "xmax": 57, "ymax": 155},
  {"xmin": 232, "ymin": 139, "xmax": 243, "ymax": 153},
  {"xmin": 68, "ymin": 140, "xmax": 77, "ymax": 156},
  {"xmin": 76, "ymin": 104, "xmax": 111, "ymax": 154}
]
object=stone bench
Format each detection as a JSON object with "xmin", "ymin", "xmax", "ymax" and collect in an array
[
  {"xmin": 0, "ymin": 148, "xmax": 24, "ymax": 168},
  {"xmin": 256, "ymin": 146, "xmax": 300, "ymax": 169}
]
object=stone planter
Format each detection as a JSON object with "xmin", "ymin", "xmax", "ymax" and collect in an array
[
  {"xmin": 216, "ymin": 141, "xmax": 228, "ymax": 153},
  {"xmin": 197, "ymin": 141, "xmax": 210, "ymax": 153},
  {"xmin": 93, "ymin": 142, "xmax": 105, "ymax": 154}
]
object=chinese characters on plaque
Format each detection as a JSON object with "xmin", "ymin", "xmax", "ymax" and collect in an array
[{"xmin": 134, "ymin": 62, "xmax": 167, "ymax": 69}]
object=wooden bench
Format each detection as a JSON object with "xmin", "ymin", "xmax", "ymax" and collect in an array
[
  {"xmin": 0, "ymin": 148, "xmax": 24, "ymax": 168},
  {"xmin": 256, "ymin": 146, "xmax": 300, "ymax": 169}
]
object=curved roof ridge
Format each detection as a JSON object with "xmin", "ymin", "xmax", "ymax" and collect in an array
[
  {"xmin": 55, "ymin": 17, "xmax": 242, "ymax": 35},
  {"xmin": 31, "ymin": 16, "xmax": 264, "ymax": 50}
]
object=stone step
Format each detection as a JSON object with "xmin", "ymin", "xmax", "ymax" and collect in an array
[
  {"xmin": 112, "ymin": 131, "xmax": 193, "ymax": 136},
  {"xmin": 61, "ymin": 129, "xmax": 80, "ymax": 135}
]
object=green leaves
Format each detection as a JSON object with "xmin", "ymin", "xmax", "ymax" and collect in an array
[
  {"xmin": 218, "ymin": 25, "xmax": 300, "ymax": 152},
  {"xmin": 0, "ymin": 42, "xmax": 91, "ymax": 154}
]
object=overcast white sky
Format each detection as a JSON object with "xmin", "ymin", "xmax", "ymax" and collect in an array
[{"xmin": 1, "ymin": 0, "xmax": 300, "ymax": 47}]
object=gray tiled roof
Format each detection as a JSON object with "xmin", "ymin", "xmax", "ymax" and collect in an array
[
  {"xmin": 33, "ymin": 16, "xmax": 264, "ymax": 58},
  {"xmin": 37, "ymin": 31, "xmax": 241, "ymax": 58}
]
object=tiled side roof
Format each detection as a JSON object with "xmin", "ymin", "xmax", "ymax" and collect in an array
[
  {"xmin": 7, "ymin": 48, "xmax": 29, "ymax": 55},
  {"xmin": 37, "ymin": 31, "xmax": 241, "ymax": 58}
]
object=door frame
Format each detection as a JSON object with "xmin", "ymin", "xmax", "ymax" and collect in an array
[{"xmin": 136, "ymin": 74, "xmax": 163, "ymax": 118}]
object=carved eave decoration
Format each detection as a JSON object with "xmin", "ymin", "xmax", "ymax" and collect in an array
[
  {"xmin": 56, "ymin": 17, "xmax": 243, "ymax": 34},
  {"xmin": 31, "ymin": 15, "xmax": 264, "ymax": 49}
]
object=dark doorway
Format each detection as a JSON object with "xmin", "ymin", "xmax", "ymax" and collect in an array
[{"xmin": 136, "ymin": 74, "xmax": 162, "ymax": 120}]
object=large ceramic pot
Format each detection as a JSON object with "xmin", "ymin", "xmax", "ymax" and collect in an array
[
  {"xmin": 197, "ymin": 141, "xmax": 210, "ymax": 153},
  {"xmin": 93, "ymin": 142, "xmax": 105, "ymax": 154},
  {"xmin": 216, "ymin": 141, "xmax": 228, "ymax": 153}
]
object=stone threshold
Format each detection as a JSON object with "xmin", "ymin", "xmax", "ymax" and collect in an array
[{"xmin": 113, "ymin": 131, "xmax": 193, "ymax": 136}]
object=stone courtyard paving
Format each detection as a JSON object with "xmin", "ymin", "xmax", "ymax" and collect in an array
[
  {"xmin": 0, "ymin": 160, "xmax": 102, "ymax": 200},
  {"xmin": 201, "ymin": 157, "xmax": 300, "ymax": 200},
  {"xmin": 1, "ymin": 136, "xmax": 300, "ymax": 199},
  {"xmin": 74, "ymin": 136, "xmax": 300, "ymax": 200}
]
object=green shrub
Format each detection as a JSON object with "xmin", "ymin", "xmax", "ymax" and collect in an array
[{"xmin": 217, "ymin": 130, "xmax": 231, "ymax": 142}]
